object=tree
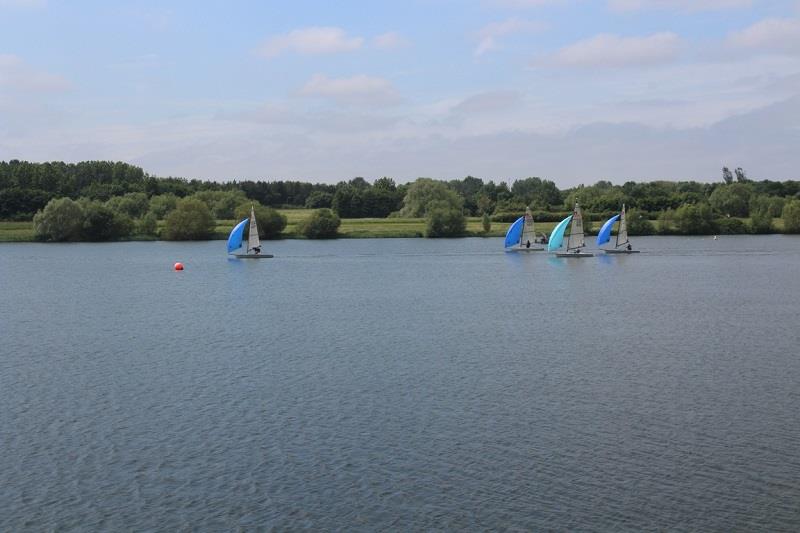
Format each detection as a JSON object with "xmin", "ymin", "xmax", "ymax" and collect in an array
[
  {"xmin": 105, "ymin": 192, "xmax": 149, "ymax": 219},
  {"xmin": 400, "ymin": 178, "xmax": 463, "ymax": 217},
  {"xmin": 137, "ymin": 212, "xmax": 158, "ymax": 236},
  {"xmin": 304, "ymin": 190, "xmax": 333, "ymax": 209},
  {"xmin": 783, "ymin": 199, "xmax": 800, "ymax": 233},
  {"xmin": 82, "ymin": 200, "xmax": 133, "ymax": 240},
  {"xmin": 162, "ymin": 198, "xmax": 216, "ymax": 240},
  {"xmin": 722, "ymin": 167, "xmax": 734, "ymax": 184},
  {"xmin": 749, "ymin": 195, "xmax": 773, "ymax": 234},
  {"xmin": 298, "ymin": 208, "xmax": 340, "ymax": 238},
  {"xmin": 482, "ymin": 212, "xmax": 491, "ymax": 233},
  {"xmin": 626, "ymin": 208, "xmax": 655, "ymax": 235},
  {"xmin": 674, "ymin": 203, "xmax": 716, "ymax": 235},
  {"xmin": 234, "ymin": 203, "xmax": 286, "ymax": 239},
  {"xmin": 658, "ymin": 209, "xmax": 676, "ymax": 234},
  {"xmin": 735, "ymin": 167, "xmax": 749, "ymax": 183},
  {"xmin": 425, "ymin": 201, "xmax": 466, "ymax": 237},
  {"xmin": 709, "ymin": 183, "xmax": 751, "ymax": 217},
  {"xmin": 148, "ymin": 193, "xmax": 178, "ymax": 219},
  {"xmin": 33, "ymin": 198, "xmax": 85, "ymax": 241}
]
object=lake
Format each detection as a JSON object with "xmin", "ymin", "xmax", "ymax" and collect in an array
[{"xmin": 2, "ymin": 236, "xmax": 800, "ymax": 531}]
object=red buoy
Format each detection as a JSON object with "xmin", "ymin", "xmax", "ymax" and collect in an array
[{"xmin": 174, "ymin": 262, "xmax": 184, "ymax": 271}]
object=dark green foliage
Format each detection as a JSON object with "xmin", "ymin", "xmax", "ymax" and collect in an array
[
  {"xmin": 148, "ymin": 193, "xmax": 178, "ymax": 219},
  {"xmin": 82, "ymin": 200, "xmax": 133, "ymax": 240},
  {"xmin": 332, "ymin": 181, "xmax": 402, "ymax": 218},
  {"xmin": 105, "ymin": 192, "xmax": 150, "ymax": 219},
  {"xmin": 400, "ymin": 178, "xmax": 463, "ymax": 218},
  {"xmin": 716, "ymin": 218, "xmax": 750, "ymax": 235},
  {"xmin": 425, "ymin": 201, "xmax": 466, "ymax": 237},
  {"xmin": 298, "ymin": 208, "xmax": 340, "ymax": 238},
  {"xmin": 782, "ymin": 199, "xmax": 800, "ymax": 233},
  {"xmin": 162, "ymin": 198, "xmax": 216, "ymax": 240},
  {"xmin": 33, "ymin": 198, "xmax": 85, "ymax": 241},
  {"xmin": 137, "ymin": 212, "xmax": 158, "ymax": 236},
  {"xmin": 305, "ymin": 190, "xmax": 333, "ymax": 208},
  {"xmin": 626, "ymin": 208, "xmax": 655, "ymax": 235},
  {"xmin": 492, "ymin": 210, "xmax": 570, "ymax": 223},
  {"xmin": 234, "ymin": 203, "xmax": 287, "ymax": 239},
  {"xmin": 482, "ymin": 212, "xmax": 491, "ymax": 233},
  {"xmin": 749, "ymin": 196, "xmax": 774, "ymax": 234},
  {"xmin": 0, "ymin": 188, "xmax": 52, "ymax": 220}
]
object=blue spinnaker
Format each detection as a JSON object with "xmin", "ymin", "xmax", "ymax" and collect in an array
[
  {"xmin": 547, "ymin": 215, "xmax": 572, "ymax": 252},
  {"xmin": 226, "ymin": 218, "xmax": 248, "ymax": 253},
  {"xmin": 596, "ymin": 214, "xmax": 620, "ymax": 246},
  {"xmin": 504, "ymin": 216, "xmax": 524, "ymax": 248}
]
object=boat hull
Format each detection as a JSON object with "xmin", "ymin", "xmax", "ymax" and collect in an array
[
  {"xmin": 507, "ymin": 246, "xmax": 545, "ymax": 252},
  {"xmin": 555, "ymin": 252, "xmax": 594, "ymax": 257},
  {"xmin": 232, "ymin": 254, "xmax": 274, "ymax": 259},
  {"xmin": 604, "ymin": 249, "xmax": 640, "ymax": 254}
]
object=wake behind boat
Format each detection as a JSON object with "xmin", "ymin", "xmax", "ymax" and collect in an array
[
  {"xmin": 549, "ymin": 202, "xmax": 593, "ymax": 257},
  {"xmin": 504, "ymin": 207, "xmax": 545, "ymax": 252},
  {"xmin": 227, "ymin": 206, "xmax": 274, "ymax": 258},
  {"xmin": 597, "ymin": 204, "xmax": 640, "ymax": 254}
]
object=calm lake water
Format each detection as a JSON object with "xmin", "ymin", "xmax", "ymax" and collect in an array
[{"xmin": 2, "ymin": 236, "xmax": 800, "ymax": 531}]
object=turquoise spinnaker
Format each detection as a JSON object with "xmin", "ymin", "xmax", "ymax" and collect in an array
[
  {"xmin": 226, "ymin": 218, "xmax": 248, "ymax": 253},
  {"xmin": 504, "ymin": 216, "xmax": 524, "ymax": 248},
  {"xmin": 547, "ymin": 215, "xmax": 573, "ymax": 252},
  {"xmin": 596, "ymin": 214, "xmax": 620, "ymax": 246}
]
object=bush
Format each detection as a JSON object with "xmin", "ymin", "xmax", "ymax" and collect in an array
[
  {"xmin": 105, "ymin": 192, "xmax": 149, "ymax": 219},
  {"xmin": 162, "ymin": 198, "xmax": 216, "ymax": 240},
  {"xmin": 482, "ymin": 212, "xmax": 491, "ymax": 233},
  {"xmin": 234, "ymin": 203, "xmax": 287, "ymax": 239},
  {"xmin": 298, "ymin": 208, "xmax": 340, "ymax": 238},
  {"xmin": 716, "ymin": 218, "xmax": 750, "ymax": 235},
  {"xmin": 782, "ymin": 199, "xmax": 800, "ymax": 233},
  {"xmin": 626, "ymin": 208, "xmax": 655, "ymax": 235},
  {"xmin": 425, "ymin": 201, "xmax": 466, "ymax": 237},
  {"xmin": 675, "ymin": 203, "xmax": 717, "ymax": 235},
  {"xmin": 148, "ymin": 193, "xmax": 178, "ymax": 219},
  {"xmin": 657, "ymin": 209, "xmax": 676, "ymax": 234},
  {"xmin": 750, "ymin": 210, "xmax": 774, "ymax": 234},
  {"xmin": 82, "ymin": 200, "xmax": 133, "ymax": 240},
  {"xmin": 137, "ymin": 212, "xmax": 158, "ymax": 236},
  {"xmin": 33, "ymin": 198, "xmax": 85, "ymax": 241}
]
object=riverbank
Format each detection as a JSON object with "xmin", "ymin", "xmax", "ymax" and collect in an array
[{"xmin": 0, "ymin": 211, "xmax": 788, "ymax": 242}]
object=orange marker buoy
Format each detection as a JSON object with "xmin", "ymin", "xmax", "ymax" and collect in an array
[{"xmin": 174, "ymin": 262, "xmax": 184, "ymax": 271}]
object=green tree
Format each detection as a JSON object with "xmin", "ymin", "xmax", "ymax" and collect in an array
[
  {"xmin": 137, "ymin": 211, "xmax": 158, "ymax": 236},
  {"xmin": 234, "ymin": 203, "xmax": 287, "ymax": 239},
  {"xmin": 722, "ymin": 166, "xmax": 734, "ymax": 184},
  {"xmin": 162, "ymin": 198, "xmax": 216, "ymax": 240},
  {"xmin": 148, "ymin": 193, "xmax": 178, "ymax": 219},
  {"xmin": 82, "ymin": 200, "xmax": 133, "ymax": 240},
  {"xmin": 482, "ymin": 212, "xmax": 491, "ymax": 233},
  {"xmin": 106, "ymin": 192, "xmax": 149, "ymax": 219},
  {"xmin": 658, "ymin": 209, "xmax": 676, "ymax": 234},
  {"xmin": 749, "ymin": 196, "xmax": 773, "ymax": 234},
  {"xmin": 709, "ymin": 183, "xmax": 751, "ymax": 217},
  {"xmin": 33, "ymin": 197, "xmax": 85, "ymax": 241},
  {"xmin": 298, "ymin": 208, "xmax": 340, "ymax": 238},
  {"xmin": 425, "ymin": 201, "xmax": 466, "ymax": 237},
  {"xmin": 304, "ymin": 190, "xmax": 333, "ymax": 209},
  {"xmin": 400, "ymin": 178, "xmax": 463, "ymax": 217},
  {"xmin": 675, "ymin": 203, "xmax": 716, "ymax": 235},
  {"xmin": 626, "ymin": 208, "xmax": 655, "ymax": 235},
  {"xmin": 782, "ymin": 199, "xmax": 800, "ymax": 233}
]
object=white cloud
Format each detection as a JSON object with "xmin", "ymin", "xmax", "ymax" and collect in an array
[
  {"xmin": 258, "ymin": 27, "xmax": 364, "ymax": 58},
  {"xmin": 373, "ymin": 31, "xmax": 410, "ymax": 50},
  {"xmin": 608, "ymin": 0, "xmax": 751, "ymax": 11},
  {"xmin": 475, "ymin": 18, "xmax": 545, "ymax": 56},
  {"xmin": 727, "ymin": 18, "xmax": 800, "ymax": 54},
  {"xmin": 299, "ymin": 74, "xmax": 400, "ymax": 105},
  {"xmin": 549, "ymin": 32, "xmax": 682, "ymax": 67},
  {"xmin": 0, "ymin": 54, "xmax": 70, "ymax": 91}
]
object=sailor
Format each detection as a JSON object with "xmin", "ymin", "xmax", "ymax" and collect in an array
[
  {"xmin": 526, "ymin": 240, "xmax": 531, "ymax": 248},
  {"xmin": 253, "ymin": 246, "xmax": 261, "ymax": 254},
  {"xmin": 627, "ymin": 243, "xmax": 632, "ymax": 251}
]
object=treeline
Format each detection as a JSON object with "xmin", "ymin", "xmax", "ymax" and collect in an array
[{"xmin": 3, "ymin": 160, "xmax": 800, "ymax": 239}]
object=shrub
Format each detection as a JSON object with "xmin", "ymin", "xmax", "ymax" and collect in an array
[
  {"xmin": 162, "ymin": 198, "xmax": 216, "ymax": 240},
  {"xmin": 148, "ymin": 193, "xmax": 178, "ymax": 219},
  {"xmin": 675, "ymin": 203, "xmax": 717, "ymax": 235},
  {"xmin": 33, "ymin": 198, "xmax": 85, "ymax": 241},
  {"xmin": 106, "ymin": 192, "xmax": 149, "ymax": 219},
  {"xmin": 425, "ymin": 201, "xmax": 466, "ymax": 237},
  {"xmin": 234, "ymin": 203, "xmax": 287, "ymax": 239},
  {"xmin": 782, "ymin": 199, "xmax": 800, "ymax": 233},
  {"xmin": 716, "ymin": 218, "xmax": 750, "ymax": 235},
  {"xmin": 482, "ymin": 212, "xmax": 491, "ymax": 233},
  {"xmin": 82, "ymin": 200, "xmax": 133, "ymax": 240},
  {"xmin": 137, "ymin": 212, "xmax": 158, "ymax": 236},
  {"xmin": 298, "ymin": 208, "xmax": 340, "ymax": 238}
]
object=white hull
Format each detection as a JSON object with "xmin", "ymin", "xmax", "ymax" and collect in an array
[
  {"xmin": 604, "ymin": 249, "xmax": 640, "ymax": 254},
  {"xmin": 233, "ymin": 254, "xmax": 274, "ymax": 259},
  {"xmin": 556, "ymin": 251, "xmax": 594, "ymax": 257},
  {"xmin": 508, "ymin": 246, "xmax": 545, "ymax": 252}
]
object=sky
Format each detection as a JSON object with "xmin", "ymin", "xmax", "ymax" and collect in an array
[{"xmin": 1, "ymin": 0, "xmax": 799, "ymax": 186}]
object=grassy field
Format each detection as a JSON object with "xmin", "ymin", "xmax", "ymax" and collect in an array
[{"xmin": 0, "ymin": 214, "xmax": 789, "ymax": 242}]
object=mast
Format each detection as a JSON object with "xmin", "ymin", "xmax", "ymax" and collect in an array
[
  {"xmin": 247, "ymin": 205, "xmax": 261, "ymax": 253},
  {"xmin": 615, "ymin": 204, "xmax": 629, "ymax": 249},
  {"xmin": 567, "ymin": 202, "xmax": 585, "ymax": 251}
]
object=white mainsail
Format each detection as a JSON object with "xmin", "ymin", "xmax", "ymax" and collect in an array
[
  {"xmin": 567, "ymin": 203, "xmax": 585, "ymax": 250},
  {"xmin": 247, "ymin": 206, "xmax": 261, "ymax": 253},
  {"xmin": 616, "ymin": 204, "xmax": 629, "ymax": 248},
  {"xmin": 521, "ymin": 207, "xmax": 536, "ymax": 246}
]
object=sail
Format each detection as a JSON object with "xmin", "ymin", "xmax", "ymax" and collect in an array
[
  {"xmin": 227, "ymin": 218, "xmax": 248, "ymax": 253},
  {"xmin": 568, "ymin": 205, "xmax": 586, "ymax": 250},
  {"xmin": 616, "ymin": 205, "xmax": 629, "ymax": 247},
  {"xmin": 521, "ymin": 208, "xmax": 535, "ymax": 246},
  {"xmin": 596, "ymin": 214, "xmax": 620, "ymax": 246},
  {"xmin": 247, "ymin": 206, "xmax": 261, "ymax": 252},
  {"xmin": 547, "ymin": 215, "xmax": 572, "ymax": 251},
  {"xmin": 504, "ymin": 217, "xmax": 524, "ymax": 248}
]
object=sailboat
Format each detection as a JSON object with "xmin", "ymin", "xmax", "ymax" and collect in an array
[
  {"xmin": 548, "ymin": 202, "xmax": 594, "ymax": 257},
  {"xmin": 597, "ymin": 204, "xmax": 640, "ymax": 254},
  {"xmin": 504, "ymin": 207, "xmax": 544, "ymax": 252},
  {"xmin": 227, "ymin": 206, "xmax": 274, "ymax": 258}
]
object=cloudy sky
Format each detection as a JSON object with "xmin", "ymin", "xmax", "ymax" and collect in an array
[{"xmin": 1, "ymin": 0, "xmax": 799, "ymax": 186}]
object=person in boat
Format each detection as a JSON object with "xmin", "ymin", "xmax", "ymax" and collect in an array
[
  {"xmin": 541, "ymin": 233, "xmax": 548, "ymax": 244},
  {"xmin": 526, "ymin": 240, "xmax": 531, "ymax": 248},
  {"xmin": 627, "ymin": 243, "xmax": 632, "ymax": 251},
  {"xmin": 253, "ymin": 246, "xmax": 261, "ymax": 254}
]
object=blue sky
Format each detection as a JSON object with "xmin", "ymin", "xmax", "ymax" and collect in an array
[{"xmin": 1, "ymin": 0, "xmax": 799, "ymax": 186}]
